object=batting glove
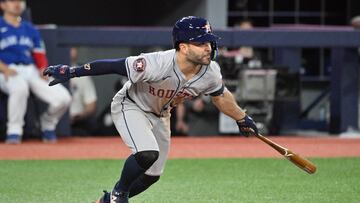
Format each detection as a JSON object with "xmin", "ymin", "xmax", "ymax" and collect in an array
[
  {"xmin": 236, "ymin": 115, "xmax": 258, "ymax": 137},
  {"xmin": 43, "ymin": 65, "xmax": 76, "ymax": 86}
]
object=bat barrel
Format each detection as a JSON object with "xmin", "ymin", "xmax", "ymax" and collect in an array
[
  {"xmin": 286, "ymin": 152, "xmax": 317, "ymax": 174},
  {"xmin": 255, "ymin": 134, "xmax": 317, "ymax": 174}
]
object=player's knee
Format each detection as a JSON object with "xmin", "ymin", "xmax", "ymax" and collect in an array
[
  {"xmin": 10, "ymin": 83, "xmax": 29, "ymax": 98},
  {"xmin": 58, "ymin": 90, "xmax": 72, "ymax": 107},
  {"xmin": 61, "ymin": 91, "xmax": 72, "ymax": 106},
  {"xmin": 134, "ymin": 150, "xmax": 159, "ymax": 169},
  {"xmin": 51, "ymin": 91, "xmax": 71, "ymax": 110}
]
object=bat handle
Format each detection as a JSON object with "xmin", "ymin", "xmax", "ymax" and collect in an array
[{"xmin": 254, "ymin": 134, "xmax": 288, "ymax": 155}]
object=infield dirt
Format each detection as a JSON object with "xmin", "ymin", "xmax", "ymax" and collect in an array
[{"xmin": 1, "ymin": 136, "xmax": 360, "ymax": 160}]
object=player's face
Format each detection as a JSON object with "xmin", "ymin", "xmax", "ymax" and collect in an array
[
  {"xmin": 0, "ymin": 0, "xmax": 25, "ymax": 17},
  {"xmin": 185, "ymin": 42, "xmax": 212, "ymax": 65}
]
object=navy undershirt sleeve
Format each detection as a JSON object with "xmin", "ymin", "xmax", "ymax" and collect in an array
[
  {"xmin": 209, "ymin": 84, "xmax": 225, "ymax": 96},
  {"xmin": 72, "ymin": 58, "xmax": 127, "ymax": 77}
]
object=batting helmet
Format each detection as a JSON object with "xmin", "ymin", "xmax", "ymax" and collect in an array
[{"xmin": 172, "ymin": 16, "xmax": 220, "ymax": 60}]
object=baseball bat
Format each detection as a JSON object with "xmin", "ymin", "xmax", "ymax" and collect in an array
[{"xmin": 254, "ymin": 134, "xmax": 317, "ymax": 174}]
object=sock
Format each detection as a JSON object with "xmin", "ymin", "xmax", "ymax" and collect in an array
[
  {"xmin": 129, "ymin": 174, "xmax": 160, "ymax": 198},
  {"xmin": 113, "ymin": 155, "xmax": 146, "ymax": 192}
]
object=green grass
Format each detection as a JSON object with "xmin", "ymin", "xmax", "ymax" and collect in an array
[{"xmin": 0, "ymin": 158, "xmax": 359, "ymax": 203}]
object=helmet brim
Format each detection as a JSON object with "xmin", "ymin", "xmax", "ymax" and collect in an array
[{"xmin": 188, "ymin": 33, "xmax": 220, "ymax": 43}]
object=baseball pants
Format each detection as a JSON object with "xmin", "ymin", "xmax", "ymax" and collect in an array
[
  {"xmin": 111, "ymin": 96, "xmax": 171, "ymax": 176},
  {"xmin": 0, "ymin": 64, "xmax": 72, "ymax": 135}
]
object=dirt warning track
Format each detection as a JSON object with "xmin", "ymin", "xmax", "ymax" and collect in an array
[{"xmin": 1, "ymin": 136, "xmax": 360, "ymax": 160}]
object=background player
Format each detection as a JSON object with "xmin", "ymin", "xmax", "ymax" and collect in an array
[
  {"xmin": 0, "ymin": 0, "xmax": 71, "ymax": 143},
  {"xmin": 43, "ymin": 16, "xmax": 259, "ymax": 203},
  {"xmin": 69, "ymin": 47, "xmax": 98, "ymax": 135}
]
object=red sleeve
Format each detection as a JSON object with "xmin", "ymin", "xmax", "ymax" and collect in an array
[{"xmin": 32, "ymin": 51, "xmax": 48, "ymax": 70}]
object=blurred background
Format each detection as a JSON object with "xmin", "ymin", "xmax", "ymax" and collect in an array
[{"xmin": 1, "ymin": 0, "xmax": 360, "ymax": 139}]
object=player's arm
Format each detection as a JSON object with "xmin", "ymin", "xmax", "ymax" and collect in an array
[
  {"xmin": 211, "ymin": 88, "xmax": 258, "ymax": 136},
  {"xmin": 43, "ymin": 58, "xmax": 128, "ymax": 86},
  {"xmin": 0, "ymin": 29, "xmax": 17, "ymax": 79},
  {"xmin": 31, "ymin": 28, "xmax": 49, "ymax": 75},
  {"xmin": 31, "ymin": 45, "xmax": 48, "ymax": 71},
  {"xmin": 211, "ymin": 89, "xmax": 246, "ymax": 120},
  {"xmin": 0, "ymin": 60, "xmax": 17, "ymax": 80},
  {"xmin": 72, "ymin": 101, "xmax": 96, "ymax": 122},
  {"xmin": 175, "ymin": 103, "xmax": 189, "ymax": 133},
  {"xmin": 72, "ymin": 78, "xmax": 97, "ymax": 122}
]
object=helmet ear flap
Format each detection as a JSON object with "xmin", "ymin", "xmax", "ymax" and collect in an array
[
  {"xmin": 174, "ymin": 41, "xmax": 182, "ymax": 51},
  {"xmin": 211, "ymin": 42, "xmax": 218, "ymax": 60}
]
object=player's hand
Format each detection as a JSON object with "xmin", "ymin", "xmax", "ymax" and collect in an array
[
  {"xmin": 43, "ymin": 65, "xmax": 71, "ymax": 86},
  {"xmin": 192, "ymin": 98, "xmax": 205, "ymax": 112},
  {"xmin": 236, "ymin": 115, "xmax": 258, "ymax": 137},
  {"xmin": 39, "ymin": 68, "xmax": 49, "ymax": 81},
  {"xmin": 176, "ymin": 120, "xmax": 189, "ymax": 134},
  {"xmin": 3, "ymin": 68, "xmax": 17, "ymax": 81}
]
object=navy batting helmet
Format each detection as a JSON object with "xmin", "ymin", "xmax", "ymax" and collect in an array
[{"xmin": 172, "ymin": 16, "xmax": 220, "ymax": 60}]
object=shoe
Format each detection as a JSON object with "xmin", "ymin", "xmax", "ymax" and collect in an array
[
  {"xmin": 42, "ymin": 130, "xmax": 57, "ymax": 143},
  {"xmin": 96, "ymin": 191, "xmax": 110, "ymax": 203},
  {"xmin": 5, "ymin": 134, "xmax": 21, "ymax": 144},
  {"xmin": 96, "ymin": 190, "xmax": 129, "ymax": 203},
  {"xmin": 111, "ymin": 190, "xmax": 129, "ymax": 203}
]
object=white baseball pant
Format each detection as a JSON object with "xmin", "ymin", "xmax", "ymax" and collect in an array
[{"xmin": 0, "ymin": 64, "xmax": 72, "ymax": 135}]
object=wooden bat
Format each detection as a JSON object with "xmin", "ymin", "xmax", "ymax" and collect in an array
[{"xmin": 254, "ymin": 134, "xmax": 317, "ymax": 174}]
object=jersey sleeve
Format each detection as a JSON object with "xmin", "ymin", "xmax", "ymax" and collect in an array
[
  {"xmin": 0, "ymin": 32, "xmax": 2, "ymax": 50},
  {"xmin": 31, "ymin": 28, "xmax": 46, "ymax": 54},
  {"xmin": 125, "ymin": 52, "xmax": 162, "ymax": 83},
  {"xmin": 204, "ymin": 62, "xmax": 225, "ymax": 96},
  {"xmin": 31, "ymin": 27, "xmax": 48, "ymax": 69}
]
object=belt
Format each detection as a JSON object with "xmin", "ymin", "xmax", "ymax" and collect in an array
[
  {"xmin": 12, "ymin": 62, "xmax": 32, "ymax": 66},
  {"xmin": 125, "ymin": 90, "xmax": 162, "ymax": 118}
]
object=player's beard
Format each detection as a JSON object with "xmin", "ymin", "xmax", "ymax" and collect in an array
[{"xmin": 186, "ymin": 49, "xmax": 211, "ymax": 66}]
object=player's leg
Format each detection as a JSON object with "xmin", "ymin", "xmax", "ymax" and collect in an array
[
  {"xmin": 27, "ymin": 68, "xmax": 71, "ymax": 142},
  {"xmin": 0, "ymin": 74, "xmax": 30, "ymax": 143},
  {"xmin": 128, "ymin": 114, "xmax": 171, "ymax": 198},
  {"xmin": 108, "ymin": 98, "xmax": 160, "ymax": 202},
  {"xmin": 113, "ymin": 150, "xmax": 159, "ymax": 193},
  {"xmin": 128, "ymin": 174, "xmax": 160, "ymax": 198}
]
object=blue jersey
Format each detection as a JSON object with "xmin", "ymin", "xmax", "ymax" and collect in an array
[{"xmin": 0, "ymin": 17, "xmax": 45, "ymax": 65}]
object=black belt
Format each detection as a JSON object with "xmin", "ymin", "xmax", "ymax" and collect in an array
[
  {"xmin": 13, "ymin": 62, "xmax": 31, "ymax": 65},
  {"xmin": 125, "ymin": 90, "xmax": 163, "ymax": 117}
]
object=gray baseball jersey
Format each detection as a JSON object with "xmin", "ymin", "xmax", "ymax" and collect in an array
[
  {"xmin": 110, "ymin": 49, "xmax": 224, "ymax": 175},
  {"xmin": 113, "ymin": 49, "xmax": 224, "ymax": 117}
]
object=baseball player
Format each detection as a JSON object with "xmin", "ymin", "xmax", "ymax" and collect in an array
[
  {"xmin": 0, "ymin": 0, "xmax": 71, "ymax": 144},
  {"xmin": 43, "ymin": 16, "xmax": 259, "ymax": 203}
]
